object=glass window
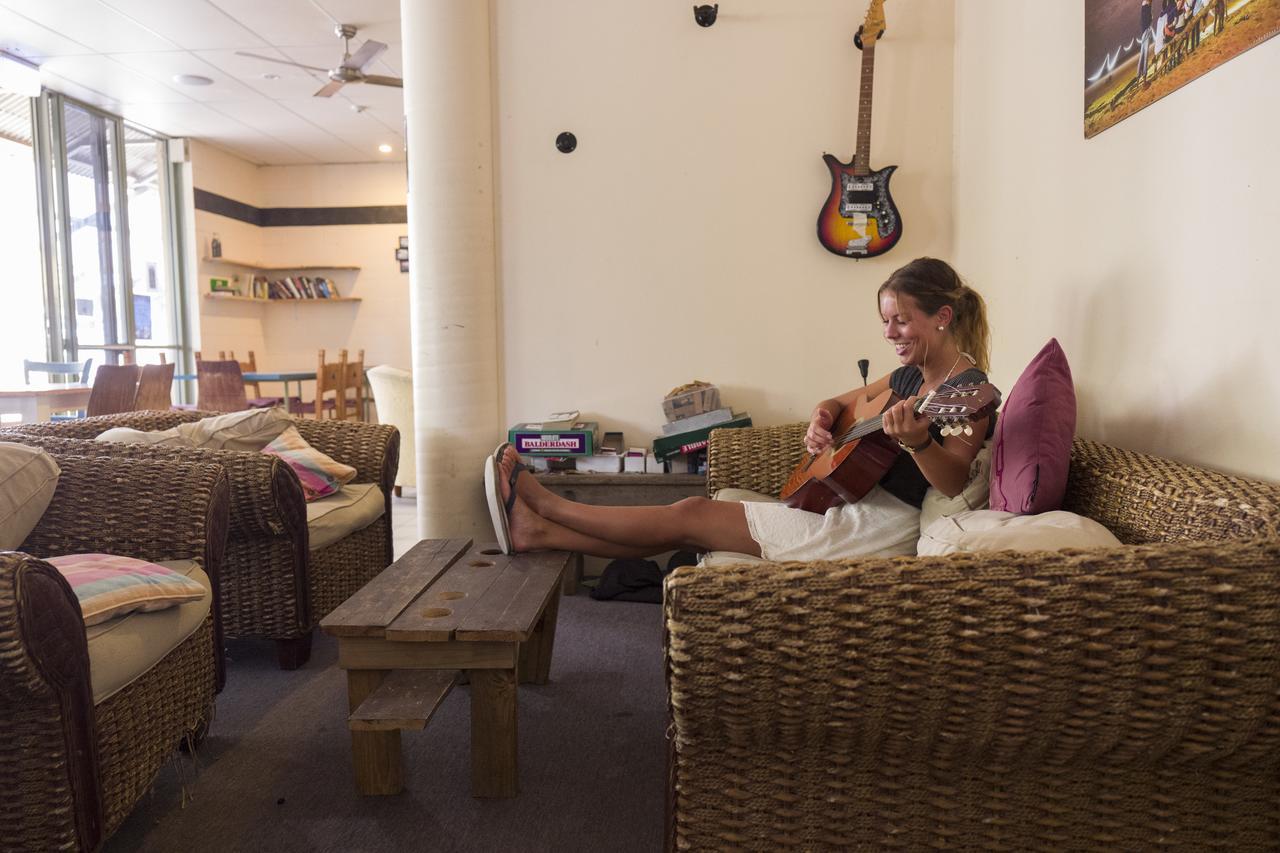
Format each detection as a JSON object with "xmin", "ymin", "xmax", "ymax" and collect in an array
[
  {"xmin": 122, "ymin": 124, "xmax": 178, "ymax": 366},
  {"xmin": 0, "ymin": 93, "xmax": 47, "ymax": 385}
]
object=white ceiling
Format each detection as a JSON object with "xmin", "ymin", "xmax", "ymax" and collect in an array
[{"xmin": 0, "ymin": 0, "xmax": 405, "ymax": 165}]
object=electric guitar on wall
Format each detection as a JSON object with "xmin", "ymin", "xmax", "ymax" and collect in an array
[
  {"xmin": 779, "ymin": 382, "xmax": 1000, "ymax": 514},
  {"xmin": 816, "ymin": 0, "xmax": 903, "ymax": 259}
]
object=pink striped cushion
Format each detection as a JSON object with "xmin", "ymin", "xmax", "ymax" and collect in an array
[
  {"xmin": 260, "ymin": 426, "xmax": 357, "ymax": 501},
  {"xmin": 47, "ymin": 553, "xmax": 207, "ymax": 626}
]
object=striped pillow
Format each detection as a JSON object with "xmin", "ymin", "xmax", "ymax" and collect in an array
[
  {"xmin": 260, "ymin": 426, "xmax": 357, "ymax": 501},
  {"xmin": 47, "ymin": 553, "xmax": 207, "ymax": 626}
]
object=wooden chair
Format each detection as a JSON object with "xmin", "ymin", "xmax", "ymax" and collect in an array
[
  {"xmin": 219, "ymin": 350, "xmax": 282, "ymax": 408},
  {"xmin": 295, "ymin": 349, "xmax": 365, "ymax": 421},
  {"xmin": 85, "ymin": 364, "xmax": 142, "ymax": 417},
  {"xmin": 24, "ymin": 357, "xmax": 93, "ymax": 384},
  {"xmin": 196, "ymin": 360, "xmax": 249, "ymax": 412},
  {"xmin": 133, "ymin": 362, "xmax": 176, "ymax": 411}
]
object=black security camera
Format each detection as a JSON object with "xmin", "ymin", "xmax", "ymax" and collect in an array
[{"xmin": 693, "ymin": 4, "xmax": 718, "ymax": 27}]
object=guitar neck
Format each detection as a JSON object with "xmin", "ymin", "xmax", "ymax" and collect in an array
[{"xmin": 854, "ymin": 41, "xmax": 876, "ymax": 176}]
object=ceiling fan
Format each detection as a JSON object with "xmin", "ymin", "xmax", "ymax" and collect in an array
[{"xmin": 236, "ymin": 24, "xmax": 402, "ymax": 97}]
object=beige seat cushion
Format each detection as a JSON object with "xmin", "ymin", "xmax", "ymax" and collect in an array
[
  {"xmin": 919, "ymin": 444, "xmax": 992, "ymax": 533},
  {"xmin": 306, "ymin": 482, "xmax": 385, "ymax": 551},
  {"xmin": 95, "ymin": 426, "xmax": 188, "ymax": 446},
  {"xmin": 176, "ymin": 407, "xmax": 293, "ymax": 450},
  {"xmin": 917, "ymin": 509, "xmax": 1121, "ymax": 556},
  {"xmin": 0, "ymin": 442, "xmax": 61, "ymax": 550},
  {"xmin": 86, "ymin": 559, "xmax": 211, "ymax": 704}
]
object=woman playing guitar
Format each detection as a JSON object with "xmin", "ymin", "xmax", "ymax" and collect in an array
[{"xmin": 485, "ymin": 257, "xmax": 995, "ymax": 561}]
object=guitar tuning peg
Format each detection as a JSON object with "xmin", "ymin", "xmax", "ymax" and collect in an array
[{"xmin": 963, "ymin": 424, "xmax": 973, "ymax": 436}]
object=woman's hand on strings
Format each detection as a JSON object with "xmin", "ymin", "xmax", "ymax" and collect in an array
[
  {"xmin": 805, "ymin": 408, "xmax": 835, "ymax": 455},
  {"xmin": 882, "ymin": 396, "xmax": 930, "ymax": 447}
]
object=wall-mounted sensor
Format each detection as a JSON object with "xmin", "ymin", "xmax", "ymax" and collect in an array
[
  {"xmin": 693, "ymin": 4, "xmax": 718, "ymax": 27},
  {"xmin": 556, "ymin": 131, "xmax": 577, "ymax": 153}
]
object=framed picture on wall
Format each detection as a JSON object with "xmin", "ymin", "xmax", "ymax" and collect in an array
[{"xmin": 1084, "ymin": 0, "xmax": 1280, "ymax": 137}]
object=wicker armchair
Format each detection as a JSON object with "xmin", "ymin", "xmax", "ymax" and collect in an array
[
  {"xmin": 0, "ymin": 452, "xmax": 229, "ymax": 852},
  {"xmin": 1, "ymin": 409, "xmax": 399, "ymax": 669},
  {"xmin": 666, "ymin": 428, "xmax": 1280, "ymax": 850}
]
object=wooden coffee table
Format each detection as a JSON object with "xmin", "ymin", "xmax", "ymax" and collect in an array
[{"xmin": 320, "ymin": 538, "xmax": 571, "ymax": 798}]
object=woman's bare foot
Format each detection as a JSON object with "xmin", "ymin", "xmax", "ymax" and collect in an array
[
  {"xmin": 498, "ymin": 446, "xmax": 558, "ymax": 516},
  {"xmin": 506, "ymin": 494, "xmax": 542, "ymax": 553}
]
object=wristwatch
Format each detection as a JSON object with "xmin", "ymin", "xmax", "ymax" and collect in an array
[{"xmin": 897, "ymin": 436, "xmax": 933, "ymax": 455}]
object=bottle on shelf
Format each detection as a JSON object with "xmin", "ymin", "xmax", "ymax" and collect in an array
[{"xmin": 210, "ymin": 233, "xmax": 222, "ymax": 258}]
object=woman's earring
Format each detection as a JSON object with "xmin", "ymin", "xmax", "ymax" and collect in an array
[{"xmin": 937, "ymin": 325, "xmax": 945, "ymax": 331}]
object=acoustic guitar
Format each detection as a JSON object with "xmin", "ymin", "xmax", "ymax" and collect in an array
[
  {"xmin": 816, "ymin": 0, "xmax": 903, "ymax": 259},
  {"xmin": 780, "ymin": 382, "xmax": 1001, "ymax": 514}
]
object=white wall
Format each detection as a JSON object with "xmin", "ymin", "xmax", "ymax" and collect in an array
[
  {"xmin": 495, "ymin": 0, "xmax": 955, "ymax": 442},
  {"xmin": 953, "ymin": 2, "xmax": 1280, "ymax": 481},
  {"xmin": 191, "ymin": 142, "xmax": 411, "ymax": 392}
]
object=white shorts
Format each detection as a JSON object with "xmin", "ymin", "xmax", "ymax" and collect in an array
[{"xmin": 741, "ymin": 485, "xmax": 920, "ymax": 561}]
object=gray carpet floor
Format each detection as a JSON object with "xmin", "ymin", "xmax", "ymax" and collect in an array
[{"xmin": 105, "ymin": 494, "xmax": 667, "ymax": 853}]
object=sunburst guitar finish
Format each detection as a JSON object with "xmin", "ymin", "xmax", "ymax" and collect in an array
[{"xmin": 817, "ymin": 159, "xmax": 902, "ymax": 258}]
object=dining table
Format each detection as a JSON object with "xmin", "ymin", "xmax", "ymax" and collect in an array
[
  {"xmin": 177, "ymin": 370, "xmax": 317, "ymax": 414},
  {"xmin": 0, "ymin": 383, "xmax": 91, "ymax": 424}
]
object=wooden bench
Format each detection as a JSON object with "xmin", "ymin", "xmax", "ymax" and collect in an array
[{"xmin": 320, "ymin": 538, "xmax": 571, "ymax": 798}]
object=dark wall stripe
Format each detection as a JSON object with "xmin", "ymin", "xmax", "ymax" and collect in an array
[
  {"xmin": 194, "ymin": 188, "xmax": 260, "ymax": 225},
  {"xmin": 194, "ymin": 188, "xmax": 407, "ymax": 227}
]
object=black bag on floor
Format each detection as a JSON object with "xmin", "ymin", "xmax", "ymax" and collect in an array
[{"xmin": 590, "ymin": 558, "xmax": 664, "ymax": 603}]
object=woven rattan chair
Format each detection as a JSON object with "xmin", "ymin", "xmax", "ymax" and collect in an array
[
  {"xmin": 0, "ymin": 451, "xmax": 229, "ymax": 852},
  {"xmin": 666, "ymin": 429, "xmax": 1280, "ymax": 850},
  {"xmin": 1, "ymin": 410, "xmax": 399, "ymax": 669}
]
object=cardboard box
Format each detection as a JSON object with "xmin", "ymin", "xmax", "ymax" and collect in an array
[
  {"xmin": 662, "ymin": 383, "xmax": 720, "ymax": 423},
  {"xmin": 508, "ymin": 421, "xmax": 600, "ymax": 456}
]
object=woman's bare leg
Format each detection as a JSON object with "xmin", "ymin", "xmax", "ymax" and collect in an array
[
  {"xmin": 508, "ymin": 495, "xmax": 662, "ymax": 558},
  {"xmin": 500, "ymin": 449, "xmax": 761, "ymax": 556}
]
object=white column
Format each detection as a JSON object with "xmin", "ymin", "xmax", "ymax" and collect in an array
[{"xmin": 399, "ymin": 0, "xmax": 501, "ymax": 541}]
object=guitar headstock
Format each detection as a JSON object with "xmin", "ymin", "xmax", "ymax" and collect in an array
[
  {"xmin": 916, "ymin": 382, "xmax": 1001, "ymax": 437},
  {"xmin": 860, "ymin": 0, "xmax": 887, "ymax": 48}
]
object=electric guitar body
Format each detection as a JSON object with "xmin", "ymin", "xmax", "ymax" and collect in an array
[
  {"xmin": 816, "ymin": 0, "xmax": 902, "ymax": 259},
  {"xmin": 817, "ymin": 158, "xmax": 902, "ymax": 258}
]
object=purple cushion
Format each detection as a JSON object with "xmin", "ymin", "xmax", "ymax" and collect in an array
[{"xmin": 989, "ymin": 338, "xmax": 1076, "ymax": 514}]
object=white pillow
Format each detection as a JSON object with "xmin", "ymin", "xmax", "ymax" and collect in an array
[
  {"xmin": 176, "ymin": 408, "xmax": 293, "ymax": 451},
  {"xmin": 918, "ymin": 509, "xmax": 1121, "ymax": 556},
  {"xmin": 0, "ymin": 442, "xmax": 61, "ymax": 550},
  {"xmin": 919, "ymin": 444, "xmax": 991, "ymax": 533},
  {"xmin": 96, "ymin": 426, "xmax": 190, "ymax": 447}
]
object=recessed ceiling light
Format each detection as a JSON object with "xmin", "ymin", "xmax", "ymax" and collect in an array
[
  {"xmin": 173, "ymin": 74, "xmax": 214, "ymax": 86},
  {"xmin": 378, "ymin": 143, "xmax": 393, "ymax": 154}
]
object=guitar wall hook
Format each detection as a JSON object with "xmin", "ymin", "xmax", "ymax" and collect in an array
[
  {"xmin": 853, "ymin": 23, "xmax": 885, "ymax": 51},
  {"xmin": 693, "ymin": 4, "xmax": 718, "ymax": 27}
]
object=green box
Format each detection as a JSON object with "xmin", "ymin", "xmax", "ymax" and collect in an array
[{"xmin": 652, "ymin": 413, "xmax": 752, "ymax": 461}]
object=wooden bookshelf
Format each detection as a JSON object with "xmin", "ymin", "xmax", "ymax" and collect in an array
[
  {"xmin": 202, "ymin": 256, "xmax": 360, "ymax": 271},
  {"xmin": 203, "ymin": 293, "xmax": 362, "ymax": 304}
]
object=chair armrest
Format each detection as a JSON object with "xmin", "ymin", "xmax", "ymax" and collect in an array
[
  {"xmin": 292, "ymin": 418, "xmax": 400, "ymax": 493},
  {"xmin": 0, "ymin": 409, "xmax": 202, "ymax": 439},
  {"xmin": 22, "ymin": 453, "xmax": 230, "ymax": 567},
  {"xmin": 0, "ymin": 551, "xmax": 103, "ymax": 851},
  {"xmin": 4, "ymin": 435, "xmax": 303, "ymax": 542},
  {"xmin": 706, "ymin": 423, "xmax": 807, "ymax": 498},
  {"xmin": 666, "ymin": 538, "xmax": 1280, "ymax": 768}
]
